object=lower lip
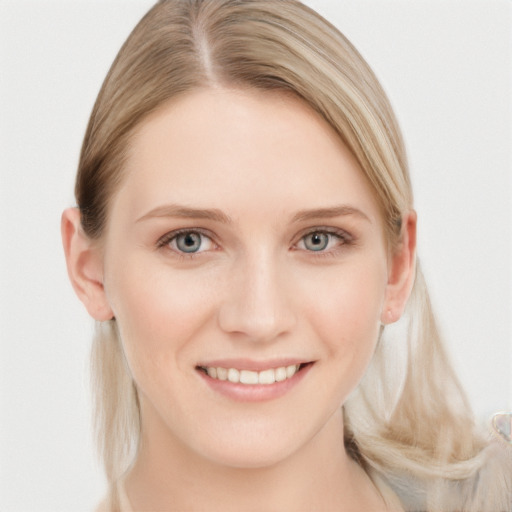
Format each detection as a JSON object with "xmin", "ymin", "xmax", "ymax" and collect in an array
[{"xmin": 197, "ymin": 363, "xmax": 313, "ymax": 402}]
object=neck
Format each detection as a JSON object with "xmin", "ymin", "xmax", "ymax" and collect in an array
[{"xmin": 125, "ymin": 406, "xmax": 388, "ymax": 511}]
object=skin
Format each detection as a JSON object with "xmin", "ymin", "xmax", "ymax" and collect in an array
[{"xmin": 62, "ymin": 88, "xmax": 416, "ymax": 511}]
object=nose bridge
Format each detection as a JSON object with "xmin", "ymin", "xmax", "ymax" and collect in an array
[{"xmin": 217, "ymin": 246, "xmax": 296, "ymax": 341}]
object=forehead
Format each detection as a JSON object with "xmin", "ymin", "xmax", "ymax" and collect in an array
[{"xmin": 113, "ymin": 87, "xmax": 382, "ymax": 226}]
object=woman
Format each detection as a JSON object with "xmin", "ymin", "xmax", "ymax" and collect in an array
[{"xmin": 61, "ymin": 1, "xmax": 512, "ymax": 510}]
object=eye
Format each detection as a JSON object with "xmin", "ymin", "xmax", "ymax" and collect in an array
[
  {"xmin": 296, "ymin": 229, "xmax": 349, "ymax": 253},
  {"xmin": 158, "ymin": 230, "xmax": 215, "ymax": 254},
  {"xmin": 302, "ymin": 232, "xmax": 330, "ymax": 251},
  {"xmin": 175, "ymin": 232, "xmax": 203, "ymax": 253}
]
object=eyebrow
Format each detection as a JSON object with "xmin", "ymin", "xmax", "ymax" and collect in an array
[
  {"xmin": 136, "ymin": 204, "xmax": 232, "ymax": 224},
  {"xmin": 136, "ymin": 203, "xmax": 370, "ymax": 225},
  {"xmin": 291, "ymin": 205, "xmax": 371, "ymax": 223}
]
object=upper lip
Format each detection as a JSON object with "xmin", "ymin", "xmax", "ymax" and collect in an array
[{"xmin": 196, "ymin": 358, "xmax": 312, "ymax": 372}]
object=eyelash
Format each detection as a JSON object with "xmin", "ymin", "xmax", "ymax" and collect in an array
[
  {"xmin": 294, "ymin": 228, "xmax": 353, "ymax": 257},
  {"xmin": 156, "ymin": 227, "xmax": 353, "ymax": 259},
  {"xmin": 156, "ymin": 228, "xmax": 217, "ymax": 259}
]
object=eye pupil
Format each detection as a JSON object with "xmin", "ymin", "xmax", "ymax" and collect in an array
[
  {"xmin": 176, "ymin": 232, "xmax": 202, "ymax": 253},
  {"xmin": 184, "ymin": 234, "xmax": 195, "ymax": 246}
]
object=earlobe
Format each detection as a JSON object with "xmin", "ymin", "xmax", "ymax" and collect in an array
[
  {"xmin": 381, "ymin": 211, "xmax": 417, "ymax": 324},
  {"xmin": 61, "ymin": 208, "xmax": 114, "ymax": 321}
]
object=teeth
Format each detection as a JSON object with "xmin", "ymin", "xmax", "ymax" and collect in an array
[
  {"xmin": 275, "ymin": 367, "xmax": 287, "ymax": 382},
  {"xmin": 258, "ymin": 368, "xmax": 275, "ymax": 385},
  {"xmin": 286, "ymin": 365, "xmax": 297, "ymax": 378},
  {"xmin": 227, "ymin": 368, "xmax": 240, "ymax": 383},
  {"xmin": 203, "ymin": 364, "xmax": 301, "ymax": 385},
  {"xmin": 240, "ymin": 370, "xmax": 259, "ymax": 384},
  {"xmin": 216, "ymin": 367, "xmax": 228, "ymax": 381}
]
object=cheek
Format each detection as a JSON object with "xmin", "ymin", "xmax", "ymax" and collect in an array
[
  {"xmin": 302, "ymin": 259, "xmax": 387, "ymax": 390},
  {"xmin": 304, "ymin": 257, "xmax": 386, "ymax": 335},
  {"xmin": 105, "ymin": 257, "xmax": 219, "ymax": 384}
]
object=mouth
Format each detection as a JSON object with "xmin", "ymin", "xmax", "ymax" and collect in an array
[{"xmin": 196, "ymin": 362, "xmax": 313, "ymax": 386}]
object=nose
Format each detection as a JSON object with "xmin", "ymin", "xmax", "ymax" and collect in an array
[{"xmin": 217, "ymin": 251, "xmax": 297, "ymax": 343}]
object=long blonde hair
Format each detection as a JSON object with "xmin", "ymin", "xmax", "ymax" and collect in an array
[{"xmin": 76, "ymin": 1, "xmax": 511, "ymax": 510}]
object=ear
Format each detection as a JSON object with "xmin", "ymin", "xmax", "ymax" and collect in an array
[
  {"xmin": 61, "ymin": 208, "xmax": 114, "ymax": 321},
  {"xmin": 381, "ymin": 211, "xmax": 417, "ymax": 324}
]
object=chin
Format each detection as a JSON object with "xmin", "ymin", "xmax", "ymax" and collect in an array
[{"xmin": 200, "ymin": 439, "xmax": 298, "ymax": 470}]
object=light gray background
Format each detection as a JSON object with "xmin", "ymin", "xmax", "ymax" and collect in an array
[{"xmin": 1, "ymin": 1, "xmax": 510, "ymax": 510}]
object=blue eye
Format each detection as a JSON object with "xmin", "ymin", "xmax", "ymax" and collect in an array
[
  {"xmin": 297, "ymin": 230, "xmax": 349, "ymax": 253},
  {"xmin": 158, "ymin": 230, "xmax": 215, "ymax": 255},
  {"xmin": 175, "ymin": 232, "xmax": 203, "ymax": 253},
  {"xmin": 303, "ymin": 232, "xmax": 330, "ymax": 251}
]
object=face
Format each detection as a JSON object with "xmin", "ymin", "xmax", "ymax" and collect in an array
[{"xmin": 100, "ymin": 88, "xmax": 394, "ymax": 468}]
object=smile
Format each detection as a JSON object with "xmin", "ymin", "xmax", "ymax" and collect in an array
[
  {"xmin": 198, "ymin": 364, "xmax": 301, "ymax": 385},
  {"xmin": 196, "ymin": 361, "xmax": 313, "ymax": 402}
]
